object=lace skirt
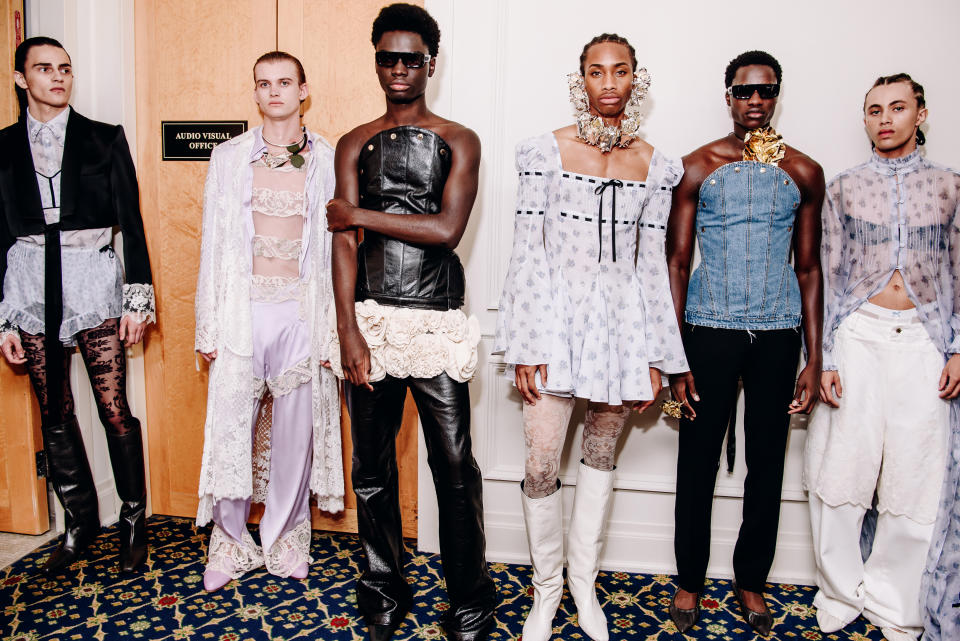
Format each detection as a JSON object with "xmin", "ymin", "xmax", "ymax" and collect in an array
[
  {"xmin": 0, "ymin": 240, "xmax": 123, "ymax": 344},
  {"xmin": 328, "ymin": 299, "xmax": 481, "ymax": 383}
]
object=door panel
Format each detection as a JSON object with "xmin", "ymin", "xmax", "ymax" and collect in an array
[{"xmin": 0, "ymin": 0, "xmax": 48, "ymax": 536}]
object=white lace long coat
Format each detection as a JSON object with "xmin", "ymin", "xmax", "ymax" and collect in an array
[{"xmin": 194, "ymin": 128, "xmax": 344, "ymax": 525}]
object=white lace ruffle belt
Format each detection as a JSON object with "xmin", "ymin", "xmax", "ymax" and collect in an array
[{"xmin": 328, "ymin": 299, "xmax": 480, "ymax": 383}]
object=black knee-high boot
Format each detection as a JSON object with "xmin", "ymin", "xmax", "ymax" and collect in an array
[
  {"xmin": 41, "ymin": 416, "xmax": 101, "ymax": 574},
  {"xmin": 105, "ymin": 419, "xmax": 148, "ymax": 572}
]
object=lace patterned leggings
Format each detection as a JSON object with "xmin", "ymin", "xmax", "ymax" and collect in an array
[
  {"xmin": 21, "ymin": 317, "xmax": 135, "ymax": 435},
  {"xmin": 522, "ymin": 393, "xmax": 630, "ymax": 499}
]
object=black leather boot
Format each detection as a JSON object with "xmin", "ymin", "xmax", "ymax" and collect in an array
[
  {"xmin": 41, "ymin": 417, "xmax": 101, "ymax": 574},
  {"xmin": 105, "ymin": 419, "xmax": 148, "ymax": 572}
]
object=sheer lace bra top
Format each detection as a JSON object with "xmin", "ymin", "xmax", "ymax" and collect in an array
[{"xmin": 250, "ymin": 154, "xmax": 308, "ymax": 302}]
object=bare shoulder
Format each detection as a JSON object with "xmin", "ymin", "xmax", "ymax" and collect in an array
[
  {"xmin": 432, "ymin": 120, "xmax": 480, "ymax": 158},
  {"xmin": 681, "ymin": 139, "xmax": 730, "ymax": 186},
  {"xmin": 552, "ymin": 124, "xmax": 577, "ymax": 142},
  {"xmin": 335, "ymin": 122, "xmax": 380, "ymax": 157},
  {"xmin": 781, "ymin": 146, "xmax": 825, "ymax": 190}
]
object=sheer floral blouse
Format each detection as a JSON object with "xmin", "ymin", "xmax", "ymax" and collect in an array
[{"xmin": 821, "ymin": 150, "xmax": 960, "ymax": 370}]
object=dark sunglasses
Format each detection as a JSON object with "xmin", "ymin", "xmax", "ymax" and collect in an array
[
  {"xmin": 727, "ymin": 83, "xmax": 780, "ymax": 100},
  {"xmin": 375, "ymin": 51, "xmax": 432, "ymax": 69}
]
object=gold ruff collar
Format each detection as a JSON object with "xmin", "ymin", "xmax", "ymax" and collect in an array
[{"xmin": 742, "ymin": 126, "xmax": 785, "ymax": 166}]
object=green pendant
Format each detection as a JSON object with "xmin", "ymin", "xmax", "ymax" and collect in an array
[{"xmin": 287, "ymin": 142, "xmax": 304, "ymax": 168}]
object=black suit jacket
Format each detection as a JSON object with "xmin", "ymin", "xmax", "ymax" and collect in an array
[{"xmin": 0, "ymin": 110, "xmax": 151, "ymax": 305}]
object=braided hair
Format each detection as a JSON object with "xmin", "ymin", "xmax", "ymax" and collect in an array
[{"xmin": 579, "ymin": 33, "xmax": 637, "ymax": 74}]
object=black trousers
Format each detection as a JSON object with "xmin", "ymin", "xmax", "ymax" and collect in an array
[
  {"xmin": 345, "ymin": 373, "xmax": 497, "ymax": 633},
  {"xmin": 674, "ymin": 324, "xmax": 800, "ymax": 594}
]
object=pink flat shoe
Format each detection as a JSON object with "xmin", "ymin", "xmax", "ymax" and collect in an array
[
  {"xmin": 290, "ymin": 562, "xmax": 309, "ymax": 580},
  {"xmin": 203, "ymin": 569, "xmax": 232, "ymax": 592}
]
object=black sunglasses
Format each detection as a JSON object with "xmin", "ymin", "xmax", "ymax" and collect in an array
[
  {"xmin": 727, "ymin": 83, "xmax": 780, "ymax": 100},
  {"xmin": 375, "ymin": 51, "xmax": 432, "ymax": 69}
]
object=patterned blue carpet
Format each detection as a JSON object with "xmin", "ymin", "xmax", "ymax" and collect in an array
[{"xmin": 0, "ymin": 516, "xmax": 886, "ymax": 640}]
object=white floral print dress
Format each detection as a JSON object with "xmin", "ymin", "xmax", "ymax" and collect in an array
[{"xmin": 495, "ymin": 133, "xmax": 687, "ymax": 405}]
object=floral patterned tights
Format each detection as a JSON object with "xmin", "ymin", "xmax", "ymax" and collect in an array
[
  {"xmin": 522, "ymin": 394, "xmax": 630, "ymax": 499},
  {"xmin": 21, "ymin": 317, "xmax": 135, "ymax": 435}
]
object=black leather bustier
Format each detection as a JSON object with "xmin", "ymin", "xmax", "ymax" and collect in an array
[{"xmin": 356, "ymin": 126, "xmax": 465, "ymax": 310}]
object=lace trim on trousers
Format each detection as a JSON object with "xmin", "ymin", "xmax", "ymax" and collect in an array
[
  {"xmin": 266, "ymin": 356, "xmax": 313, "ymax": 397},
  {"xmin": 264, "ymin": 518, "xmax": 313, "ymax": 577},
  {"xmin": 205, "ymin": 525, "xmax": 264, "ymax": 579}
]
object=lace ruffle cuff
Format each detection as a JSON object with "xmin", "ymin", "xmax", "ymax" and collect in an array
[
  {"xmin": 328, "ymin": 299, "xmax": 481, "ymax": 383},
  {"xmin": 264, "ymin": 519, "xmax": 313, "ymax": 577},
  {"xmin": 205, "ymin": 525, "xmax": 264, "ymax": 579},
  {"xmin": 122, "ymin": 283, "xmax": 156, "ymax": 325},
  {"xmin": 0, "ymin": 317, "xmax": 19, "ymax": 344}
]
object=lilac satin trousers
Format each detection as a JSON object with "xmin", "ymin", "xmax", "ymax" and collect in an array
[{"xmin": 212, "ymin": 299, "xmax": 313, "ymax": 555}]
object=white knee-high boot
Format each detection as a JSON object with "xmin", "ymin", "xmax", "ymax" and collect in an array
[
  {"xmin": 566, "ymin": 461, "xmax": 614, "ymax": 641},
  {"xmin": 521, "ymin": 482, "xmax": 565, "ymax": 641}
]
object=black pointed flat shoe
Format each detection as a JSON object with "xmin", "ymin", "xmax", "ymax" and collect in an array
[
  {"xmin": 669, "ymin": 588, "xmax": 700, "ymax": 634},
  {"xmin": 733, "ymin": 583, "xmax": 773, "ymax": 637}
]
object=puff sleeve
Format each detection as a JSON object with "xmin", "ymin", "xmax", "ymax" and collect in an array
[
  {"xmin": 635, "ymin": 153, "xmax": 688, "ymax": 374},
  {"xmin": 493, "ymin": 138, "xmax": 560, "ymax": 365}
]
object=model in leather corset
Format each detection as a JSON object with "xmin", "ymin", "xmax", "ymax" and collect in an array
[{"xmin": 355, "ymin": 126, "xmax": 465, "ymax": 310}]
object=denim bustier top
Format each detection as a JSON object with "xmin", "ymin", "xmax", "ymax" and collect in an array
[
  {"xmin": 685, "ymin": 161, "xmax": 802, "ymax": 329},
  {"xmin": 356, "ymin": 126, "xmax": 465, "ymax": 310}
]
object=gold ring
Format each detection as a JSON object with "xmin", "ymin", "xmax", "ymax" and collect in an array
[{"xmin": 661, "ymin": 400, "xmax": 684, "ymax": 419}]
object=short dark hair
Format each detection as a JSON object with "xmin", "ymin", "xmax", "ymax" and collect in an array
[
  {"xmin": 253, "ymin": 51, "xmax": 306, "ymax": 84},
  {"xmin": 14, "ymin": 36, "xmax": 69, "ymax": 119},
  {"xmin": 724, "ymin": 50, "xmax": 782, "ymax": 87},
  {"xmin": 866, "ymin": 73, "xmax": 926, "ymax": 145},
  {"xmin": 371, "ymin": 3, "xmax": 440, "ymax": 57},
  {"xmin": 579, "ymin": 33, "xmax": 637, "ymax": 75}
]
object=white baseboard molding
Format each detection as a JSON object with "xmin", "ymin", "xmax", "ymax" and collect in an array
[{"xmin": 476, "ymin": 517, "xmax": 817, "ymax": 586}]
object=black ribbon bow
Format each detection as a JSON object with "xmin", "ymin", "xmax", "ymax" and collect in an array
[{"xmin": 594, "ymin": 179, "xmax": 623, "ymax": 262}]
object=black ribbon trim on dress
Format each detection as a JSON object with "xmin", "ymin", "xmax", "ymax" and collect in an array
[
  {"xmin": 44, "ymin": 222, "xmax": 65, "ymax": 414},
  {"xmin": 594, "ymin": 179, "xmax": 623, "ymax": 262}
]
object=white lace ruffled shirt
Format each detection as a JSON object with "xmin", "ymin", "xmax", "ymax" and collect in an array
[{"xmin": 0, "ymin": 107, "xmax": 155, "ymax": 343}]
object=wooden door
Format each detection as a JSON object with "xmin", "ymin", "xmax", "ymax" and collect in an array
[
  {"xmin": 0, "ymin": 0, "xmax": 48, "ymax": 536},
  {"xmin": 135, "ymin": 0, "xmax": 421, "ymax": 537}
]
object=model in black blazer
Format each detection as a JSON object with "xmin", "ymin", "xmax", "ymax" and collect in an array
[
  {"xmin": 0, "ymin": 37, "xmax": 152, "ymax": 576},
  {"xmin": 0, "ymin": 109, "xmax": 152, "ymax": 291}
]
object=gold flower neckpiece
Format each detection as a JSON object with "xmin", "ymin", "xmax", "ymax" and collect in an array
[
  {"xmin": 261, "ymin": 127, "xmax": 307, "ymax": 169},
  {"xmin": 742, "ymin": 126, "xmax": 785, "ymax": 166},
  {"xmin": 568, "ymin": 68, "xmax": 652, "ymax": 153}
]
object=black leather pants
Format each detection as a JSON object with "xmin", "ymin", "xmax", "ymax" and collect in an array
[{"xmin": 346, "ymin": 373, "xmax": 497, "ymax": 638}]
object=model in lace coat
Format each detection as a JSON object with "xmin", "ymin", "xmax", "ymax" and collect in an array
[{"xmin": 194, "ymin": 52, "xmax": 343, "ymax": 591}]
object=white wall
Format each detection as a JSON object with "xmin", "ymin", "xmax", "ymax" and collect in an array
[
  {"xmin": 25, "ymin": 0, "xmax": 144, "ymax": 529},
  {"xmin": 420, "ymin": 0, "xmax": 960, "ymax": 584}
]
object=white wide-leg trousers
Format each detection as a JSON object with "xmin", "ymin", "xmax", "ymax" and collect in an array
[{"xmin": 806, "ymin": 303, "xmax": 948, "ymax": 637}]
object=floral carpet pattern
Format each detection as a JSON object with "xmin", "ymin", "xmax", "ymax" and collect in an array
[{"xmin": 0, "ymin": 516, "xmax": 886, "ymax": 640}]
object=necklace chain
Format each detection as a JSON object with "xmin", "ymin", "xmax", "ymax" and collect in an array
[{"xmin": 262, "ymin": 128, "xmax": 306, "ymax": 149}]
